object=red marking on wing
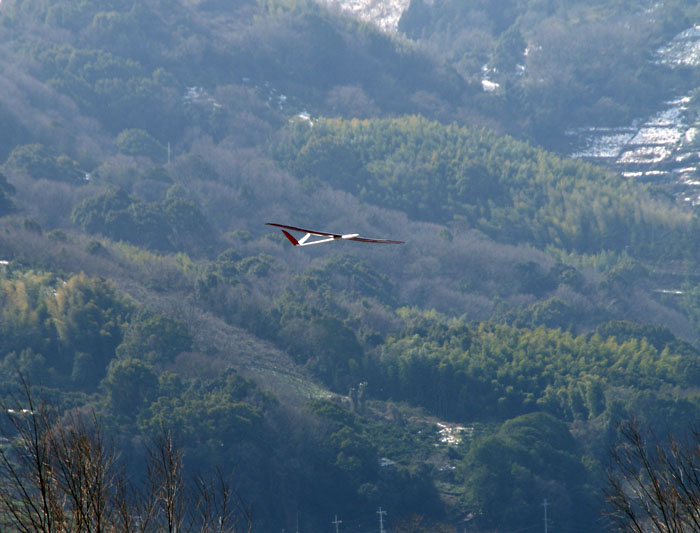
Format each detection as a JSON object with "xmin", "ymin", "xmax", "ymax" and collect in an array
[{"xmin": 281, "ymin": 230, "xmax": 299, "ymax": 246}]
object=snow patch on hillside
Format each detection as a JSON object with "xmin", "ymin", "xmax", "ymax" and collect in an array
[
  {"xmin": 569, "ymin": 27, "xmax": 700, "ymax": 206},
  {"xmin": 317, "ymin": 0, "xmax": 410, "ymax": 32},
  {"xmin": 655, "ymin": 26, "xmax": 700, "ymax": 67}
]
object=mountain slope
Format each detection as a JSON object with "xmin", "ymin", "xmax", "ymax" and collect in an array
[{"xmin": 3, "ymin": 0, "xmax": 700, "ymax": 531}]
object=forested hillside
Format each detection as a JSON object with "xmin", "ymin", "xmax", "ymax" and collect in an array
[
  {"xmin": 3, "ymin": 0, "xmax": 700, "ymax": 531},
  {"xmin": 399, "ymin": 0, "xmax": 700, "ymax": 146}
]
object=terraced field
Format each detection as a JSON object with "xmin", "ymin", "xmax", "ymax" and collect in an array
[{"xmin": 569, "ymin": 25, "xmax": 700, "ymax": 206}]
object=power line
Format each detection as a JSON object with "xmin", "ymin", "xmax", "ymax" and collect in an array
[{"xmin": 377, "ymin": 507, "xmax": 387, "ymax": 533}]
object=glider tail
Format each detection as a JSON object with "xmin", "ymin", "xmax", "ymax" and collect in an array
[{"xmin": 281, "ymin": 229, "xmax": 300, "ymax": 246}]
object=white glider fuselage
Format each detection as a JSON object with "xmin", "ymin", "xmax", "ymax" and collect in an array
[{"xmin": 297, "ymin": 233, "xmax": 335, "ymax": 246}]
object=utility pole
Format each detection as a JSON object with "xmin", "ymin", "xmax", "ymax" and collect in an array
[
  {"xmin": 377, "ymin": 507, "xmax": 387, "ymax": 533},
  {"xmin": 543, "ymin": 499, "xmax": 549, "ymax": 533},
  {"xmin": 332, "ymin": 515, "xmax": 342, "ymax": 533}
]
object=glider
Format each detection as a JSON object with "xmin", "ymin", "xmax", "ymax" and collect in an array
[{"xmin": 266, "ymin": 223, "xmax": 404, "ymax": 246}]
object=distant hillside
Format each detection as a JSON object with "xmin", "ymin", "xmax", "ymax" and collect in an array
[
  {"xmin": 3, "ymin": 1, "xmax": 700, "ymax": 531},
  {"xmin": 397, "ymin": 0, "xmax": 700, "ymax": 146}
]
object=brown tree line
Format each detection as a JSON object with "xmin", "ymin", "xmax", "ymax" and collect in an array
[{"xmin": 0, "ymin": 381, "xmax": 252, "ymax": 533}]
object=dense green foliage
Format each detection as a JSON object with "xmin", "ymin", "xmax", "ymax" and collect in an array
[
  {"xmin": 71, "ymin": 186, "xmax": 212, "ymax": 252},
  {"xmin": 0, "ymin": 172, "xmax": 15, "ymax": 217},
  {"xmin": 374, "ymin": 311, "xmax": 700, "ymax": 421},
  {"xmin": 2, "ymin": 0, "xmax": 700, "ymax": 530},
  {"xmin": 5, "ymin": 144, "xmax": 84, "ymax": 183},
  {"xmin": 274, "ymin": 116, "xmax": 698, "ymax": 255},
  {"xmin": 461, "ymin": 412, "xmax": 598, "ymax": 531},
  {"xmin": 0, "ymin": 271, "xmax": 129, "ymax": 389}
]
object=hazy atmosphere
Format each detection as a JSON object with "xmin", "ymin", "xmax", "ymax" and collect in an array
[{"xmin": 2, "ymin": 0, "xmax": 700, "ymax": 531}]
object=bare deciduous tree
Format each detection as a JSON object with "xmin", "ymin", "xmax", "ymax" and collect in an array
[
  {"xmin": 50, "ymin": 412, "xmax": 121, "ymax": 532},
  {"xmin": 606, "ymin": 419, "xmax": 700, "ymax": 532},
  {"xmin": 0, "ymin": 380, "xmax": 253, "ymax": 532},
  {"xmin": 148, "ymin": 429, "xmax": 185, "ymax": 533},
  {"xmin": 193, "ymin": 468, "xmax": 253, "ymax": 533},
  {"xmin": 0, "ymin": 383, "xmax": 64, "ymax": 533}
]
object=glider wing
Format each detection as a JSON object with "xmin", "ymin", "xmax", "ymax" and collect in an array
[
  {"xmin": 345, "ymin": 236, "xmax": 405, "ymax": 244},
  {"xmin": 265, "ymin": 223, "xmax": 341, "ymax": 238}
]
